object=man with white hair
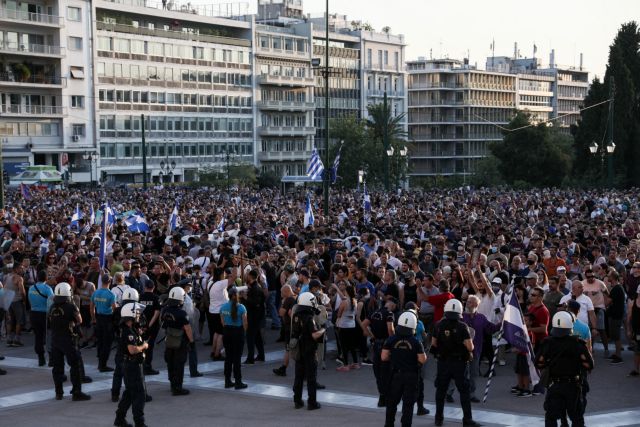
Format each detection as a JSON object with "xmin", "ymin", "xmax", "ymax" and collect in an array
[{"xmin": 111, "ymin": 272, "xmax": 130, "ymax": 306}]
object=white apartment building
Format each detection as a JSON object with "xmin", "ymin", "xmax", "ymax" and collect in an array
[
  {"xmin": 407, "ymin": 58, "xmax": 516, "ymax": 177},
  {"xmin": 0, "ymin": 0, "xmax": 94, "ymax": 182},
  {"xmin": 254, "ymin": 23, "xmax": 315, "ymax": 177},
  {"xmin": 92, "ymin": 0, "xmax": 254, "ymax": 183}
]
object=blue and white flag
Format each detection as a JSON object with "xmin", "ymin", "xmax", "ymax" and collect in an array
[
  {"xmin": 71, "ymin": 204, "xmax": 82, "ymax": 228},
  {"xmin": 503, "ymin": 289, "xmax": 540, "ymax": 385},
  {"xmin": 306, "ymin": 148, "xmax": 324, "ymax": 181},
  {"xmin": 363, "ymin": 184, "xmax": 372, "ymax": 223},
  {"xmin": 99, "ymin": 201, "xmax": 109, "ymax": 270},
  {"xmin": 304, "ymin": 195, "xmax": 314, "ymax": 228},
  {"xmin": 217, "ymin": 216, "xmax": 225, "ymax": 232},
  {"xmin": 125, "ymin": 211, "xmax": 150, "ymax": 233},
  {"xmin": 89, "ymin": 204, "xmax": 96, "ymax": 226},
  {"xmin": 168, "ymin": 204, "xmax": 180, "ymax": 233},
  {"xmin": 331, "ymin": 142, "xmax": 343, "ymax": 184}
]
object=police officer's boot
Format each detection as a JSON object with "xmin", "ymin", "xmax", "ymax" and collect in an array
[
  {"xmin": 417, "ymin": 405, "xmax": 430, "ymax": 415},
  {"xmin": 377, "ymin": 394, "xmax": 386, "ymax": 407},
  {"xmin": 38, "ymin": 354, "xmax": 46, "ymax": 367},
  {"xmin": 71, "ymin": 391, "xmax": 91, "ymax": 401},
  {"xmin": 55, "ymin": 384, "xmax": 64, "ymax": 401},
  {"xmin": 113, "ymin": 415, "xmax": 132, "ymax": 427}
]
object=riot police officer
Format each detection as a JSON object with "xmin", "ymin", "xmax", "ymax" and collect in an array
[
  {"xmin": 361, "ymin": 297, "xmax": 398, "ymax": 407},
  {"xmin": 112, "ymin": 289, "xmax": 152, "ymax": 403},
  {"xmin": 291, "ymin": 292, "xmax": 325, "ymax": 410},
  {"xmin": 431, "ymin": 299, "xmax": 479, "ymax": 427},
  {"xmin": 536, "ymin": 311, "xmax": 594, "ymax": 427},
  {"xmin": 161, "ymin": 287, "xmax": 194, "ymax": 396},
  {"xmin": 114, "ymin": 302, "xmax": 148, "ymax": 427},
  {"xmin": 48, "ymin": 282, "xmax": 90, "ymax": 401},
  {"xmin": 381, "ymin": 311, "xmax": 427, "ymax": 427}
]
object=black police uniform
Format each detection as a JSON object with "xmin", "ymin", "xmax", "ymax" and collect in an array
[
  {"xmin": 161, "ymin": 304, "xmax": 190, "ymax": 394},
  {"xmin": 536, "ymin": 335, "xmax": 593, "ymax": 427},
  {"xmin": 369, "ymin": 306, "xmax": 396, "ymax": 404},
  {"xmin": 140, "ymin": 291, "xmax": 161, "ymax": 372},
  {"xmin": 291, "ymin": 305, "xmax": 323, "ymax": 409},
  {"xmin": 48, "ymin": 298, "xmax": 86, "ymax": 399},
  {"xmin": 383, "ymin": 332, "xmax": 424, "ymax": 427},
  {"xmin": 115, "ymin": 323, "xmax": 147, "ymax": 427},
  {"xmin": 112, "ymin": 299, "xmax": 136, "ymax": 401},
  {"xmin": 433, "ymin": 317, "xmax": 474, "ymax": 425}
]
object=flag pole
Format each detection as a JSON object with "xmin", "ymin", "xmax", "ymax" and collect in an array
[{"xmin": 482, "ymin": 287, "xmax": 512, "ymax": 403}]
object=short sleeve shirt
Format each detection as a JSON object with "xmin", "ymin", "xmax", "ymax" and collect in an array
[
  {"xmin": 91, "ymin": 288, "xmax": 116, "ymax": 315},
  {"xmin": 220, "ymin": 301, "xmax": 247, "ymax": 327}
]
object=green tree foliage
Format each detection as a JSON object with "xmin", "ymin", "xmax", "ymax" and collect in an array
[
  {"xmin": 573, "ymin": 22, "xmax": 640, "ymax": 186},
  {"xmin": 471, "ymin": 155, "xmax": 505, "ymax": 187},
  {"xmin": 330, "ymin": 100, "xmax": 408, "ymax": 189},
  {"xmin": 489, "ymin": 112, "xmax": 572, "ymax": 187}
]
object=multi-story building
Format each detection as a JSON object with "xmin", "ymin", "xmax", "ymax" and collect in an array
[
  {"xmin": 254, "ymin": 23, "xmax": 314, "ymax": 177},
  {"xmin": 407, "ymin": 58, "xmax": 516, "ymax": 177},
  {"xmin": 92, "ymin": 0, "xmax": 254, "ymax": 183},
  {"xmin": 0, "ymin": 0, "xmax": 94, "ymax": 182},
  {"xmin": 408, "ymin": 51, "xmax": 588, "ymax": 179}
]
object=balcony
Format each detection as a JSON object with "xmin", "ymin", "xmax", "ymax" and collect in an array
[
  {"xmin": 0, "ymin": 7, "xmax": 64, "ymax": 27},
  {"xmin": 257, "ymin": 100, "xmax": 315, "ymax": 111},
  {"xmin": 256, "ymin": 45, "xmax": 309, "ymax": 60},
  {"xmin": 97, "ymin": 0, "xmax": 250, "ymax": 20},
  {"xmin": 96, "ymin": 21, "xmax": 250, "ymax": 48},
  {"xmin": 0, "ymin": 42, "xmax": 64, "ymax": 57},
  {"xmin": 99, "ymin": 130, "xmax": 253, "ymax": 139},
  {"xmin": 0, "ymin": 73, "xmax": 65, "ymax": 88},
  {"xmin": 257, "ymin": 74, "xmax": 314, "ymax": 87},
  {"xmin": 1, "ymin": 104, "xmax": 66, "ymax": 117},
  {"xmin": 100, "ymin": 154, "xmax": 254, "ymax": 168},
  {"xmin": 409, "ymin": 82, "xmax": 468, "ymax": 90},
  {"xmin": 258, "ymin": 150, "xmax": 312, "ymax": 162},
  {"xmin": 410, "ymin": 133, "xmax": 503, "ymax": 141},
  {"xmin": 257, "ymin": 126, "xmax": 315, "ymax": 136},
  {"xmin": 367, "ymin": 90, "xmax": 405, "ymax": 98},
  {"xmin": 364, "ymin": 63, "xmax": 402, "ymax": 72}
]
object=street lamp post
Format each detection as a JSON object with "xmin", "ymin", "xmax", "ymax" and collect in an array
[
  {"xmin": 396, "ymin": 146, "xmax": 408, "ymax": 190},
  {"xmin": 221, "ymin": 145, "xmax": 234, "ymax": 198},
  {"xmin": 357, "ymin": 170, "xmax": 364, "ymax": 192},
  {"xmin": 588, "ymin": 141, "xmax": 615, "ymax": 186},
  {"xmin": 82, "ymin": 151, "xmax": 99, "ymax": 189}
]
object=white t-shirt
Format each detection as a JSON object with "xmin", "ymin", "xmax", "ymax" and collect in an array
[
  {"xmin": 477, "ymin": 293, "xmax": 496, "ymax": 323},
  {"xmin": 559, "ymin": 294, "xmax": 594, "ymax": 324},
  {"xmin": 111, "ymin": 284, "xmax": 130, "ymax": 306},
  {"xmin": 209, "ymin": 279, "xmax": 229, "ymax": 314}
]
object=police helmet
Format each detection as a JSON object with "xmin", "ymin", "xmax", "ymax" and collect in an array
[
  {"xmin": 54, "ymin": 282, "xmax": 72, "ymax": 297},
  {"xmin": 122, "ymin": 288, "xmax": 139, "ymax": 302},
  {"xmin": 168, "ymin": 286, "xmax": 185, "ymax": 303},
  {"xmin": 444, "ymin": 299, "xmax": 463, "ymax": 319},
  {"xmin": 121, "ymin": 302, "xmax": 144, "ymax": 321},
  {"xmin": 297, "ymin": 292, "xmax": 318, "ymax": 309},
  {"xmin": 398, "ymin": 311, "xmax": 418, "ymax": 330},
  {"xmin": 550, "ymin": 311, "xmax": 575, "ymax": 337}
]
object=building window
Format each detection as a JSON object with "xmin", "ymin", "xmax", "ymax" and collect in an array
[
  {"xmin": 70, "ymin": 66, "xmax": 85, "ymax": 79},
  {"xmin": 384, "ymin": 50, "xmax": 389, "ymax": 65},
  {"xmin": 68, "ymin": 36, "xmax": 82, "ymax": 51},
  {"xmin": 67, "ymin": 6, "xmax": 81, "ymax": 21},
  {"xmin": 367, "ymin": 49, "xmax": 372, "ymax": 67},
  {"xmin": 71, "ymin": 96, "xmax": 84, "ymax": 109},
  {"xmin": 72, "ymin": 124, "xmax": 85, "ymax": 137}
]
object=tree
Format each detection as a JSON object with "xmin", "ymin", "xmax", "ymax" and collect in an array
[
  {"xmin": 471, "ymin": 155, "xmax": 504, "ymax": 187},
  {"xmin": 572, "ymin": 22, "xmax": 640, "ymax": 187},
  {"xmin": 381, "ymin": 26, "xmax": 391, "ymax": 34},
  {"xmin": 256, "ymin": 170, "xmax": 281, "ymax": 189},
  {"xmin": 490, "ymin": 112, "xmax": 572, "ymax": 187}
]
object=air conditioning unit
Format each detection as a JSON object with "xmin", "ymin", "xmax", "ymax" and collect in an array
[{"xmin": 71, "ymin": 135, "xmax": 79, "ymax": 142}]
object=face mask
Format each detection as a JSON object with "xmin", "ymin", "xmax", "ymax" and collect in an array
[
  {"xmin": 490, "ymin": 247, "xmax": 497, "ymax": 254},
  {"xmin": 527, "ymin": 260, "xmax": 535, "ymax": 265}
]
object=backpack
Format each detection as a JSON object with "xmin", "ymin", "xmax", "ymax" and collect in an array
[{"xmin": 199, "ymin": 279, "xmax": 214, "ymax": 312}]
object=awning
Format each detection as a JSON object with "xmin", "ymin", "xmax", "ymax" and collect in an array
[{"xmin": 70, "ymin": 67, "xmax": 85, "ymax": 79}]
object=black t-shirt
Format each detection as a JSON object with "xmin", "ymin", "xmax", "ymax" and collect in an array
[
  {"xmin": 281, "ymin": 296, "xmax": 296, "ymax": 333},
  {"xmin": 161, "ymin": 305, "xmax": 189, "ymax": 329},
  {"xmin": 383, "ymin": 334, "xmax": 424, "ymax": 372},
  {"xmin": 292, "ymin": 309, "xmax": 321, "ymax": 355},
  {"xmin": 368, "ymin": 307, "xmax": 395, "ymax": 340},
  {"xmin": 607, "ymin": 284, "xmax": 625, "ymax": 319},
  {"xmin": 140, "ymin": 291, "xmax": 161, "ymax": 329}
]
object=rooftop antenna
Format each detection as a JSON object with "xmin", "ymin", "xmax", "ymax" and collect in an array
[
  {"xmin": 429, "ymin": 48, "xmax": 433, "ymax": 59},
  {"xmin": 490, "ymin": 38, "xmax": 495, "ymax": 70}
]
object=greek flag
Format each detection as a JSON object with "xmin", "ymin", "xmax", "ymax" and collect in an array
[
  {"xmin": 218, "ymin": 216, "xmax": 225, "ymax": 232},
  {"xmin": 304, "ymin": 195, "xmax": 314, "ymax": 228},
  {"xmin": 169, "ymin": 204, "xmax": 180, "ymax": 233},
  {"xmin": 125, "ymin": 211, "xmax": 150, "ymax": 233},
  {"xmin": 503, "ymin": 290, "xmax": 540, "ymax": 385},
  {"xmin": 363, "ymin": 184, "xmax": 371, "ymax": 223},
  {"xmin": 331, "ymin": 142, "xmax": 343, "ymax": 184},
  {"xmin": 306, "ymin": 148, "xmax": 324, "ymax": 181},
  {"xmin": 89, "ymin": 204, "xmax": 95, "ymax": 226},
  {"xmin": 71, "ymin": 204, "xmax": 82, "ymax": 228},
  {"xmin": 20, "ymin": 183, "xmax": 32, "ymax": 200}
]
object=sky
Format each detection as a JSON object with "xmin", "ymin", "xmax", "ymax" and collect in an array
[{"xmin": 230, "ymin": 0, "xmax": 639, "ymax": 80}]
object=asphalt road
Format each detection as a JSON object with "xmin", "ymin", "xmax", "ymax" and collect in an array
[{"xmin": 1, "ymin": 324, "xmax": 639, "ymax": 427}]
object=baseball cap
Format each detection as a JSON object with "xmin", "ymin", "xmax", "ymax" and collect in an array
[
  {"xmin": 557, "ymin": 266, "xmax": 566, "ymax": 272},
  {"xmin": 491, "ymin": 277, "xmax": 502, "ymax": 285}
]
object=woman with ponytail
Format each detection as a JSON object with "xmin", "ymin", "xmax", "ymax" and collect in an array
[{"xmin": 220, "ymin": 286, "xmax": 248, "ymax": 389}]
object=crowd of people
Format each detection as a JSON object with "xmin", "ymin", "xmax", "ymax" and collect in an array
[{"xmin": 0, "ymin": 185, "xmax": 639, "ymax": 425}]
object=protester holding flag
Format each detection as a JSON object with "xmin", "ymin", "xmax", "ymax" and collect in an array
[{"xmin": 304, "ymin": 195, "xmax": 314, "ymax": 228}]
